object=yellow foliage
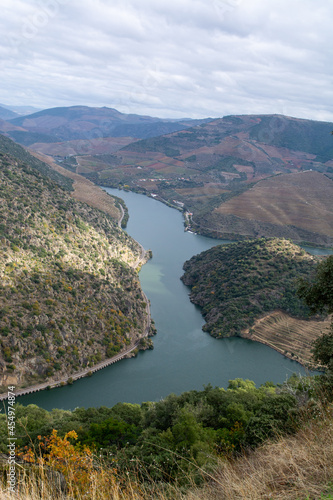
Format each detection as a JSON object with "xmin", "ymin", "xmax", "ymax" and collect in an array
[{"xmin": 19, "ymin": 430, "xmax": 118, "ymax": 498}]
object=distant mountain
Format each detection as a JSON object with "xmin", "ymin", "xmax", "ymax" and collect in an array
[
  {"xmin": 0, "ymin": 118, "xmax": 26, "ymax": 133},
  {"xmin": 8, "ymin": 105, "xmax": 212, "ymax": 146},
  {"xmin": 0, "ymin": 103, "xmax": 42, "ymax": 116},
  {"xmin": 0, "ymin": 106, "xmax": 19, "ymax": 120},
  {"xmin": 78, "ymin": 114, "xmax": 333, "ymax": 246}
]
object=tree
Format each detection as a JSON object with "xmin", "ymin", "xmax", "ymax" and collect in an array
[
  {"xmin": 298, "ymin": 255, "xmax": 333, "ymax": 316},
  {"xmin": 298, "ymin": 256, "xmax": 333, "ymax": 372}
]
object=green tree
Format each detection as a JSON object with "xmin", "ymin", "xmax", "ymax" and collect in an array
[{"xmin": 298, "ymin": 256, "xmax": 333, "ymax": 382}]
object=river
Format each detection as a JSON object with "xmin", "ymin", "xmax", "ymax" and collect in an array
[{"xmin": 18, "ymin": 189, "xmax": 327, "ymax": 411}]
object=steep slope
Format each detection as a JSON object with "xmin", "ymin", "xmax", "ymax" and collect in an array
[
  {"xmin": 0, "ymin": 134, "xmax": 73, "ymax": 192},
  {"xmin": 201, "ymin": 171, "xmax": 333, "ymax": 246},
  {"xmin": 0, "ymin": 141, "xmax": 151, "ymax": 391},
  {"xmin": 181, "ymin": 238, "xmax": 329, "ymax": 366},
  {"xmin": 0, "ymin": 118, "xmax": 26, "ymax": 134}
]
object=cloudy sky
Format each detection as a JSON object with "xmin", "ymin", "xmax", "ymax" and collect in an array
[{"xmin": 1, "ymin": 0, "xmax": 332, "ymax": 120}]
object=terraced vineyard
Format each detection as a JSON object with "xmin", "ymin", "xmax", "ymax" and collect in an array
[{"xmin": 242, "ymin": 311, "xmax": 331, "ymax": 367}]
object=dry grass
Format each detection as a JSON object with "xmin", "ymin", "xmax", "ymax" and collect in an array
[
  {"xmin": 186, "ymin": 405, "xmax": 333, "ymax": 500},
  {"xmin": 0, "ymin": 466, "xmax": 181, "ymax": 500},
  {"xmin": 1, "ymin": 406, "xmax": 332, "ymax": 500}
]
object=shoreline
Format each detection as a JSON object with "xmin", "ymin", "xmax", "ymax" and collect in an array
[
  {"xmin": 240, "ymin": 331, "xmax": 322, "ymax": 372},
  {"xmin": 0, "ymin": 340, "xmax": 142, "ymax": 402},
  {"xmin": 0, "ymin": 184, "xmax": 153, "ymax": 402},
  {"xmin": 240, "ymin": 309, "xmax": 328, "ymax": 372}
]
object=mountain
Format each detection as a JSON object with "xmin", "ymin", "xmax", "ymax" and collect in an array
[
  {"xmin": 79, "ymin": 114, "xmax": 333, "ymax": 246},
  {"xmin": 0, "ymin": 136, "xmax": 152, "ymax": 391},
  {"xmin": 0, "ymin": 106, "xmax": 19, "ymax": 120},
  {"xmin": 0, "ymin": 103, "xmax": 42, "ymax": 116},
  {"xmin": 8, "ymin": 105, "xmax": 212, "ymax": 148},
  {"xmin": 0, "ymin": 118, "xmax": 26, "ymax": 134}
]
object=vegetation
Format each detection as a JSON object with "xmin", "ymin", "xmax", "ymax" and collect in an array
[
  {"xmin": 298, "ymin": 255, "xmax": 333, "ymax": 384},
  {"xmin": 181, "ymin": 238, "xmax": 320, "ymax": 338},
  {"xmin": 249, "ymin": 115, "xmax": 333, "ymax": 161},
  {"xmin": 0, "ymin": 137, "xmax": 150, "ymax": 390},
  {"xmin": 0, "ymin": 373, "xmax": 332, "ymax": 498},
  {"xmin": 0, "ymin": 377, "xmax": 311, "ymax": 483}
]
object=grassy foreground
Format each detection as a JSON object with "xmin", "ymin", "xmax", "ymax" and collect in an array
[{"xmin": 0, "ymin": 401, "xmax": 332, "ymax": 500}]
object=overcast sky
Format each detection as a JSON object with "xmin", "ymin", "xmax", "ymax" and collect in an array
[{"xmin": 1, "ymin": 0, "xmax": 332, "ymax": 121}]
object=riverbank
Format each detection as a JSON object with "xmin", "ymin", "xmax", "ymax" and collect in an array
[
  {"xmin": 0, "ymin": 341, "xmax": 139, "ymax": 401},
  {"xmin": 0, "ymin": 290, "xmax": 153, "ymax": 402}
]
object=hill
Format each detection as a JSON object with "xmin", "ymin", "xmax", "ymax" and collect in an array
[
  {"xmin": 77, "ymin": 114, "xmax": 333, "ymax": 245},
  {"xmin": 0, "ymin": 103, "xmax": 41, "ymax": 116},
  {"xmin": 204, "ymin": 170, "xmax": 333, "ymax": 246},
  {"xmin": 7, "ymin": 105, "xmax": 211, "ymax": 149},
  {"xmin": 181, "ymin": 238, "xmax": 330, "ymax": 366},
  {"xmin": 0, "ymin": 138, "xmax": 152, "ymax": 392},
  {"xmin": 0, "ymin": 106, "xmax": 19, "ymax": 120}
]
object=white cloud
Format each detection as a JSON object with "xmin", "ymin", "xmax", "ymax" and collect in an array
[{"xmin": 0, "ymin": 0, "xmax": 332, "ymax": 121}]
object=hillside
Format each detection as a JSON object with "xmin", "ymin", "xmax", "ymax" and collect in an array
[
  {"xmin": 7, "ymin": 105, "xmax": 211, "ymax": 149},
  {"xmin": 181, "ymin": 238, "xmax": 329, "ymax": 366},
  {"xmin": 0, "ymin": 139, "xmax": 152, "ymax": 392},
  {"xmin": 0, "ymin": 134, "xmax": 73, "ymax": 192},
  {"xmin": 77, "ymin": 114, "xmax": 333, "ymax": 245},
  {"xmin": 202, "ymin": 170, "xmax": 333, "ymax": 246}
]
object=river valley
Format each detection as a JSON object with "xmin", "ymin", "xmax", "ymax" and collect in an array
[{"xmin": 18, "ymin": 189, "xmax": 327, "ymax": 410}]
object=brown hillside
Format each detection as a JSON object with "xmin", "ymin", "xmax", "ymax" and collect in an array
[{"xmin": 214, "ymin": 171, "xmax": 333, "ymax": 237}]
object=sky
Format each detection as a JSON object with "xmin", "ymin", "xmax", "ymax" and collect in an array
[{"xmin": 1, "ymin": 0, "xmax": 332, "ymax": 121}]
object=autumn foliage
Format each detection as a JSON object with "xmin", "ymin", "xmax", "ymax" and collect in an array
[{"xmin": 18, "ymin": 429, "xmax": 118, "ymax": 498}]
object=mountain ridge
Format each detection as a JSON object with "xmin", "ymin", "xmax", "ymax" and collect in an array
[
  {"xmin": 76, "ymin": 113, "xmax": 333, "ymax": 245},
  {"xmin": 7, "ymin": 105, "xmax": 212, "ymax": 146}
]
